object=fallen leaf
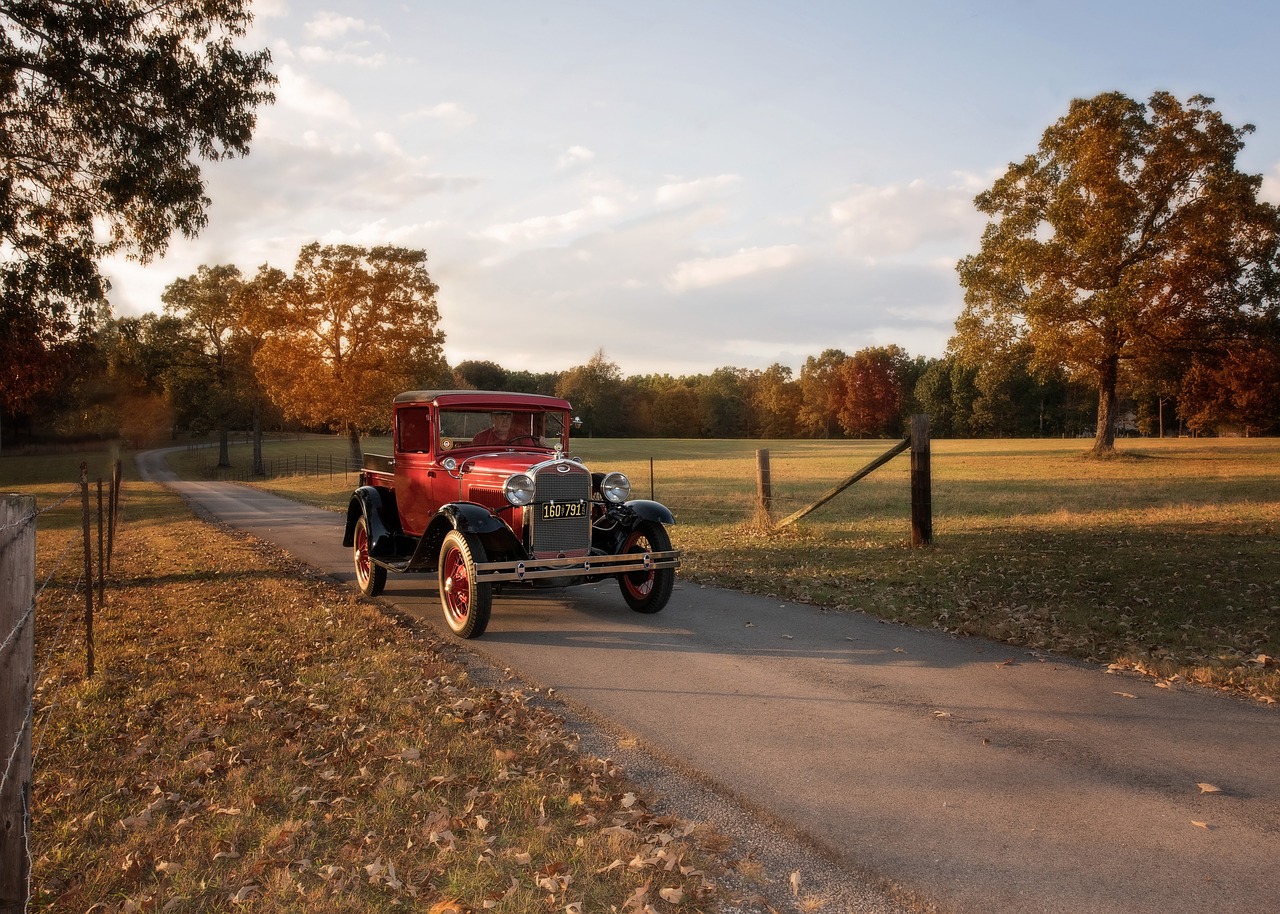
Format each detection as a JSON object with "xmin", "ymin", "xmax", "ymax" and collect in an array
[
  {"xmin": 659, "ymin": 887, "xmax": 684, "ymax": 903},
  {"xmin": 1113, "ymin": 692, "xmax": 1138, "ymax": 699},
  {"xmin": 1197, "ymin": 783, "xmax": 1222, "ymax": 794},
  {"xmin": 790, "ymin": 870, "xmax": 802, "ymax": 896},
  {"xmin": 1191, "ymin": 821, "xmax": 1212, "ymax": 830}
]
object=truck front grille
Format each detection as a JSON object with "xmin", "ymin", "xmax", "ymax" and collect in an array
[{"xmin": 529, "ymin": 464, "xmax": 591, "ymax": 558}]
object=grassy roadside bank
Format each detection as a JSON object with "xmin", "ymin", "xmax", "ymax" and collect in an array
[
  {"xmin": 9, "ymin": 458, "xmax": 733, "ymax": 913},
  {"xmin": 170, "ymin": 435, "xmax": 1280, "ymax": 703}
]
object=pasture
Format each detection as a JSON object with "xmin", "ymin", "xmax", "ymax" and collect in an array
[{"xmin": 172, "ymin": 434, "xmax": 1280, "ymax": 701}]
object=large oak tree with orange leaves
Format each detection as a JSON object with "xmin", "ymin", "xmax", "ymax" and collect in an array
[
  {"xmin": 955, "ymin": 92, "xmax": 1280, "ymax": 455},
  {"xmin": 248, "ymin": 244, "xmax": 450, "ymax": 461}
]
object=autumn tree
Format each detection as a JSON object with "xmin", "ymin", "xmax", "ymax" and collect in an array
[
  {"xmin": 453, "ymin": 359, "xmax": 508, "ymax": 391},
  {"xmin": 556, "ymin": 349, "xmax": 624, "ymax": 437},
  {"xmin": 797, "ymin": 349, "xmax": 847, "ymax": 438},
  {"xmin": 250, "ymin": 244, "xmax": 449, "ymax": 461},
  {"xmin": 835, "ymin": 345, "xmax": 911, "ymax": 437},
  {"xmin": 162, "ymin": 265, "xmax": 266, "ymax": 468},
  {"xmin": 955, "ymin": 91, "xmax": 1280, "ymax": 455},
  {"xmin": 96, "ymin": 313, "xmax": 186, "ymax": 446},
  {"xmin": 0, "ymin": 0, "xmax": 275, "ymax": 423},
  {"xmin": 1178, "ymin": 334, "xmax": 1280, "ymax": 436},
  {"xmin": 751, "ymin": 363, "xmax": 802, "ymax": 437}
]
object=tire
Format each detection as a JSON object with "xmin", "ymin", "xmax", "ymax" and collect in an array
[
  {"xmin": 617, "ymin": 520, "xmax": 674, "ymax": 613},
  {"xmin": 353, "ymin": 515, "xmax": 387, "ymax": 597},
  {"xmin": 438, "ymin": 529, "xmax": 493, "ymax": 638}
]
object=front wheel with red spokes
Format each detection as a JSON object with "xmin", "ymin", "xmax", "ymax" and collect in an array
[
  {"xmin": 438, "ymin": 529, "xmax": 492, "ymax": 638},
  {"xmin": 617, "ymin": 520, "xmax": 674, "ymax": 614}
]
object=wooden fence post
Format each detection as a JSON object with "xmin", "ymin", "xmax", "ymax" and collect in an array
[
  {"xmin": 910, "ymin": 414, "xmax": 933, "ymax": 547},
  {"xmin": 96, "ymin": 479, "xmax": 105, "ymax": 609},
  {"xmin": 755, "ymin": 449, "xmax": 772, "ymax": 521},
  {"xmin": 80, "ymin": 464, "xmax": 94, "ymax": 679},
  {"xmin": 1, "ymin": 494, "xmax": 36, "ymax": 913}
]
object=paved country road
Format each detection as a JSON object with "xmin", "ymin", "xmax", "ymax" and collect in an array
[{"xmin": 137, "ymin": 449, "xmax": 1280, "ymax": 914}]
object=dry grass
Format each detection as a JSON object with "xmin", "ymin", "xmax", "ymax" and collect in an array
[{"xmin": 11, "ymin": 456, "xmax": 728, "ymax": 913}]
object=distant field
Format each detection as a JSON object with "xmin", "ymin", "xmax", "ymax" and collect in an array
[{"xmin": 9, "ymin": 436, "xmax": 1278, "ymax": 700}]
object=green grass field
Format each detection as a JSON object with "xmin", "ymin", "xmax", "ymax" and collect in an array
[{"xmin": 166, "ymin": 433, "xmax": 1280, "ymax": 701}]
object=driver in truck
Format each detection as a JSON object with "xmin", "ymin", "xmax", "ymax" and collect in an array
[{"xmin": 472, "ymin": 410, "xmax": 515, "ymax": 446}]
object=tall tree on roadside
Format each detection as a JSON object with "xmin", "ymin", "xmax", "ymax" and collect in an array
[
  {"xmin": 0, "ymin": 1, "xmax": 275, "ymax": 424},
  {"xmin": 250, "ymin": 244, "xmax": 449, "ymax": 462},
  {"xmin": 162, "ymin": 265, "xmax": 263, "ymax": 469},
  {"xmin": 955, "ymin": 91, "xmax": 1280, "ymax": 455}
]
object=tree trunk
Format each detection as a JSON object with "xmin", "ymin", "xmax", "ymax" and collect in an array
[
  {"xmin": 251, "ymin": 400, "xmax": 264, "ymax": 476},
  {"xmin": 217, "ymin": 425, "xmax": 231, "ymax": 467},
  {"xmin": 1092, "ymin": 356, "xmax": 1118, "ymax": 456},
  {"xmin": 347, "ymin": 425, "xmax": 363, "ymax": 465}
]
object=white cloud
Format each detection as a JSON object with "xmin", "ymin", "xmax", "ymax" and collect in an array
[
  {"xmin": 402, "ymin": 102, "xmax": 476, "ymax": 128},
  {"xmin": 296, "ymin": 44, "xmax": 387, "ymax": 68},
  {"xmin": 272, "ymin": 65, "xmax": 357, "ymax": 124},
  {"xmin": 828, "ymin": 179, "xmax": 983, "ymax": 260},
  {"xmin": 253, "ymin": 0, "xmax": 289, "ymax": 19},
  {"xmin": 304, "ymin": 12, "xmax": 387, "ymax": 41},
  {"xmin": 666, "ymin": 244, "xmax": 801, "ymax": 291},
  {"xmin": 478, "ymin": 196, "xmax": 621, "ymax": 246},
  {"xmin": 1261, "ymin": 163, "xmax": 1280, "ymax": 204},
  {"xmin": 656, "ymin": 174, "xmax": 742, "ymax": 207},
  {"xmin": 558, "ymin": 146, "xmax": 596, "ymax": 169}
]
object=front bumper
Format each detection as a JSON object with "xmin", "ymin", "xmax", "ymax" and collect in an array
[{"xmin": 472, "ymin": 550, "xmax": 680, "ymax": 584}]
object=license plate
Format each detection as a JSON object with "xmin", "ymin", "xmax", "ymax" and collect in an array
[{"xmin": 541, "ymin": 502, "xmax": 585, "ymax": 520}]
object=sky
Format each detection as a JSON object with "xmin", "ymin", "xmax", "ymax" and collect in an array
[{"xmin": 101, "ymin": 0, "xmax": 1280, "ymax": 378}]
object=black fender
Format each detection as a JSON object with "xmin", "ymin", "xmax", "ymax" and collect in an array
[
  {"xmin": 343, "ymin": 486, "xmax": 398, "ymax": 558},
  {"xmin": 411, "ymin": 502, "xmax": 524, "ymax": 572},
  {"xmin": 613, "ymin": 499, "xmax": 676, "ymax": 527}
]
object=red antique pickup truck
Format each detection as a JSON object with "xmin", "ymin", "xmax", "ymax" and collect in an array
[{"xmin": 342, "ymin": 390, "xmax": 679, "ymax": 638}]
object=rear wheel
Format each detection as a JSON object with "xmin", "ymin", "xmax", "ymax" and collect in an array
[
  {"xmin": 618, "ymin": 521, "xmax": 674, "ymax": 613},
  {"xmin": 439, "ymin": 529, "xmax": 492, "ymax": 638},
  {"xmin": 353, "ymin": 516, "xmax": 386, "ymax": 597}
]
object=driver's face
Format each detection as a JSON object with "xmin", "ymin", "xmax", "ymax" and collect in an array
[{"xmin": 492, "ymin": 412, "xmax": 512, "ymax": 432}]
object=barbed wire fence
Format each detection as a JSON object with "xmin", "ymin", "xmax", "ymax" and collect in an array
[{"xmin": 2, "ymin": 459, "xmax": 123, "ymax": 912}]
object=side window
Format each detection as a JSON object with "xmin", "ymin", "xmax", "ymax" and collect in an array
[{"xmin": 398, "ymin": 408, "xmax": 431, "ymax": 453}]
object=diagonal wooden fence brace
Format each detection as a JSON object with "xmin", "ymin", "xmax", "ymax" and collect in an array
[{"xmin": 774, "ymin": 436, "xmax": 911, "ymax": 529}]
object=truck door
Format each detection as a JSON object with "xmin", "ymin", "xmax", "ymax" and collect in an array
[{"xmin": 394, "ymin": 406, "xmax": 440, "ymax": 536}]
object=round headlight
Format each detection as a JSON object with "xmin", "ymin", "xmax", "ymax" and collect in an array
[
  {"xmin": 600, "ymin": 471, "xmax": 631, "ymax": 504},
  {"xmin": 504, "ymin": 473, "xmax": 535, "ymax": 507}
]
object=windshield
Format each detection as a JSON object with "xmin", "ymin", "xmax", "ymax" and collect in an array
[{"xmin": 438, "ymin": 408, "xmax": 569, "ymax": 450}]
